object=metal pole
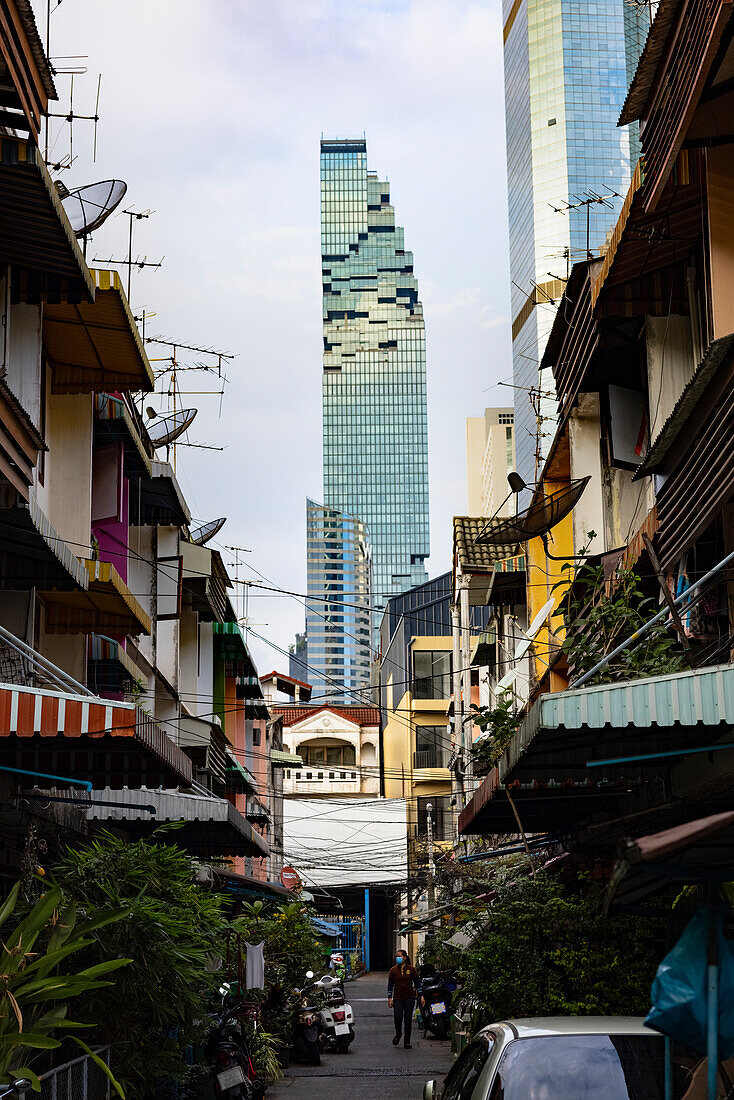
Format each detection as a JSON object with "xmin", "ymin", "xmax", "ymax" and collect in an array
[
  {"xmin": 664, "ymin": 1036, "xmax": 673, "ymax": 1100},
  {"xmin": 642, "ymin": 534, "xmax": 694, "ymax": 664},
  {"xmin": 364, "ymin": 887, "xmax": 370, "ymax": 973},
  {"xmin": 426, "ymin": 802, "xmax": 436, "ymax": 913},
  {"xmin": 460, "ymin": 580, "xmax": 472, "ymax": 785},
  {"xmin": 451, "ymin": 601, "xmax": 462, "ymax": 839},
  {"xmin": 707, "ymin": 907, "xmax": 720, "ymax": 1100},
  {"xmin": 573, "ymin": 545, "xmax": 734, "ymax": 688}
]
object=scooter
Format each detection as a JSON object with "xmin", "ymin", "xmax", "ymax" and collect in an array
[
  {"xmin": 418, "ymin": 966, "xmax": 459, "ymax": 1040},
  {"xmin": 290, "ymin": 970, "xmax": 321, "ymax": 1066},
  {"xmin": 314, "ymin": 974, "xmax": 355, "ymax": 1053},
  {"xmin": 207, "ymin": 984, "xmax": 265, "ymax": 1100}
]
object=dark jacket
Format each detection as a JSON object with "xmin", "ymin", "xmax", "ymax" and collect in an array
[{"xmin": 387, "ymin": 963, "xmax": 419, "ymax": 1001}]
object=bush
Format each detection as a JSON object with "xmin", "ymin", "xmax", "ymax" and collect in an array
[{"xmin": 54, "ymin": 831, "xmax": 228, "ymax": 1100}]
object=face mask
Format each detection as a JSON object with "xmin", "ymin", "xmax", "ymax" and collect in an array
[{"xmin": 396, "ymin": 957, "xmax": 404, "ymax": 965}]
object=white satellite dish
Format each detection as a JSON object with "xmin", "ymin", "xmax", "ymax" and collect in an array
[
  {"xmin": 495, "ymin": 669, "xmax": 517, "ymax": 692},
  {"xmin": 191, "ymin": 517, "xmax": 226, "ymax": 546},
  {"xmin": 61, "ymin": 180, "xmax": 127, "ymax": 237},
  {"xmin": 147, "ymin": 408, "xmax": 197, "ymax": 447},
  {"xmin": 512, "ymin": 597, "xmax": 556, "ymax": 662}
]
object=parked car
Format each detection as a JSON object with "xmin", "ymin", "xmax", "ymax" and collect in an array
[{"xmin": 423, "ymin": 1018, "xmax": 675, "ymax": 1100}]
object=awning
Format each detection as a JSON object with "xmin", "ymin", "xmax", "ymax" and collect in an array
[
  {"xmin": 88, "ymin": 634, "xmax": 146, "ymax": 695},
  {"xmin": 208, "ymin": 864, "xmax": 294, "ymax": 902},
  {"xmin": 270, "ymin": 749, "xmax": 303, "ymax": 768},
  {"xmin": 0, "ymin": 495, "xmax": 89, "ymax": 590},
  {"xmin": 0, "ymin": 681, "xmax": 192, "ymax": 788},
  {"xmin": 605, "ymin": 810, "xmax": 734, "ymax": 913},
  {"xmin": 44, "ymin": 269, "xmax": 154, "ymax": 394},
  {"xmin": 41, "ymin": 558, "xmax": 152, "ymax": 635},
  {"xmin": 245, "ymin": 799, "xmax": 270, "ymax": 824},
  {"xmin": 178, "ymin": 714, "xmax": 229, "ymax": 789},
  {"xmin": 0, "ymin": 135, "xmax": 93, "ymax": 300},
  {"xmin": 182, "ymin": 542, "xmax": 232, "ymax": 623},
  {"xmin": 94, "ymin": 393, "xmax": 153, "ymax": 478},
  {"xmin": 0, "ymin": 377, "xmax": 46, "ymax": 499},
  {"xmin": 226, "ymin": 747, "xmax": 258, "ymax": 792},
  {"xmin": 312, "ymin": 917, "xmax": 340, "ymax": 938},
  {"xmin": 459, "ymin": 663, "xmax": 734, "ymax": 835},
  {"xmin": 129, "ymin": 460, "xmax": 191, "ymax": 527},
  {"xmin": 85, "ymin": 786, "xmax": 269, "ymax": 858}
]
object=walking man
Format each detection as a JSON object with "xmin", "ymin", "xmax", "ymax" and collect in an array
[{"xmin": 387, "ymin": 949, "xmax": 420, "ymax": 1049}]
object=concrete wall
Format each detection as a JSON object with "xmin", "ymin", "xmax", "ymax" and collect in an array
[
  {"xmin": 466, "ymin": 416, "xmax": 487, "ymax": 514},
  {"xmin": 6, "ymin": 302, "xmax": 42, "ymax": 431},
  {"xmin": 568, "ymin": 393, "xmax": 605, "ymax": 554},
  {"xmin": 37, "ymin": 393, "xmax": 93, "ymax": 557},
  {"xmin": 646, "ymin": 314, "xmax": 695, "ymax": 443}
]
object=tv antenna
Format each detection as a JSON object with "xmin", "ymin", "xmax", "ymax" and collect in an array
[
  {"xmin": 92, "ymin": 208, "xmax": 164, "ymax": 303},
  {"xmin": 548, "ymin": 187, "xmax": 620, "ymax": 258},
  {"xmin": 46, "ymin": 73, "xmax": 101, "ymax": 168}
]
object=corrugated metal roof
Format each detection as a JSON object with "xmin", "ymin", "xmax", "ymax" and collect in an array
[{"xmin": 619, "ymin": 0, "xmax": 681, "ymax": 125}]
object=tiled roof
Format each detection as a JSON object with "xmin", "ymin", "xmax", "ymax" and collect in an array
[
  {"xmin": 269, "ymin": 703, "xmax": 380, "ymax": 728},
  {"xmin": 453, "ymin": 516, "xmax": 518, "ymax": 573}
]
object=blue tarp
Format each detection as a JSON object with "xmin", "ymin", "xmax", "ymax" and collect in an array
[{"xmin": 311, "ymin": 917, "xmax": 341, "ymax": 938}]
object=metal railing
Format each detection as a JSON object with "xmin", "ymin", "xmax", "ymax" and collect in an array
[
  {"xmin": 39, "ymin": 1048, "xmax": 111, "ymax": 1100},
  {"xmin": 413, "ymin": 748, "xmax": 449, "ymax": 770}
]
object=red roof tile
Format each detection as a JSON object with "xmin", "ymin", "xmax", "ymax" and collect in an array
[{"xmin": 269, "ymin": 703, "xmax": 380, "ymax": 728}]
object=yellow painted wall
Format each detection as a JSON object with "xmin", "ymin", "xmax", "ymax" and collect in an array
[{"xmin": 526, "ymin": 478, "xmax": 575, "ymax": 688}]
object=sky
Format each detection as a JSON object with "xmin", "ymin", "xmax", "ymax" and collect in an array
[{"xmin": 37, "ymin": 0, "xmax": 513, "ymax": 673}]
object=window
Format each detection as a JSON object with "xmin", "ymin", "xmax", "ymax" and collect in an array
[
  {"xmin": 253, "ymin": 728, "xmax": 261, "ymax": 746},
  {"xmin": 414, "ymin": 726, "xmax": 450, "ymax": 768},
  {"xmin": 416, "ymin": 796, "xmax": 452, "ymax": 841},
  {"xmin": 413, "ymin": 650, "xmax": 452, "ymax": 699},
  {"xmin": 442, "ymin": 1039, "xmax": 493, "ymax": 1100},
  {"xmin": 487, "ymin": 1035, "xmax": 669, "ymax": 1099},
  {"xmin": 300, "ymin": 744, "xmax": 356, "ymax": 768}
]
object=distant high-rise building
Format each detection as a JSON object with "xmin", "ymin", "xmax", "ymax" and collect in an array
[
  {"xmin": 504, "ymin": 0, "xmax": 648, "ymax": 486},
  {"xmin": 320, "ymin": 137, "xmax": 429, "ymax": 610},
  {"xmin": 288, "ymin": 632, "xmax": 308, "ymax": 684},
  {"xmin": 466, "ymin": 408, "xmax": 515, "ymax": 518},
  {"xmin": 305, "ymin": 499, "xmax": 372, "ymax": 703}
]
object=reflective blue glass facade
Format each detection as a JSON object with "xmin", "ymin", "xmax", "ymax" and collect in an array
[
  {"xmin": 504, "ymin": 0, "xmax": 648, "ymax": 486},
  {"xmin": 320, "ymin": 138, "xmax": 429, "ymax": 612},
  {"xmin": 305, "ymin": 499, "xmax": 372, "ymax": 703}
]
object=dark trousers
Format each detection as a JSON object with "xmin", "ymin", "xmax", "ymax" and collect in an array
[{"xmin": 393, "ymin": 996, "xmax": 415, "ymax": 1043}]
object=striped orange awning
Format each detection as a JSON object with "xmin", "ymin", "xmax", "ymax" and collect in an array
[
  {"xmin": 0, "ymin": 681, "xmax": 192, "ymax": 788},
  {"xmin": 41, "ymin": 558, "xmax": 151, "ymax": 635}
]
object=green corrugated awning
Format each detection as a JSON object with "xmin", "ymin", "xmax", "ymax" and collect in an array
[
  {"xmin": 460, "ymin": 664, "xmax": 734, "ymax": 836},
  {"xmin": 471, "ymin": 627, "xmax": 497, "ymax": 668},
  {"xmin": 270, "ymin": 749, "xmax": 303, "ymax": 767},
  {"xmin": 225, "ymin": 748, "xmax": 257, "ymax": 791}
]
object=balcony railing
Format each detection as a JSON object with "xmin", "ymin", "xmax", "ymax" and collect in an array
[{"xmin": 413, "ymin": 748, "xmax": 449, "ymax": 770}]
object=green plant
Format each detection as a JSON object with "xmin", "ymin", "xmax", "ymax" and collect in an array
[
  {"xmin": 54, "ymin": 830, "xmax": 228, "ymax": 1100},
  {"xmin": 470, "ymin": 691, "xmax": 521, "ymax": 771},
  {"xmin": 238, "ymin": 1021, "xmax": 282, "ymax": 1084},
  {"xmin": 555, "ymin": 555, "xmax": 686, "ymax": 685},
  {"xmin": 0, "ymin": 881, "xmax": 128, "ymax": 1094}
]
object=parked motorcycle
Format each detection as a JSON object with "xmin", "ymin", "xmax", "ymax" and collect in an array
[
  {"xmin": 417, "ymin": 966, "xmax": 460, "ymax": 1040},
  {"xmin": 313, "ymin": 974, "xmax": 355, "ymax": 1053},
  {"xmin": 207, "ymin": 984, "xmax": 265, "ymax": 1100},
  {"xmin": 290, "ymin": 970, "xmax": 321, "ymax": 1066},
  {"xmin": 0, "ymin": 1083, "xmax": 32, "ymax": 1100}
]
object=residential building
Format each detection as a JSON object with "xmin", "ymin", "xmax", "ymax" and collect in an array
[
  {"xmin": 466, "ymin": 408, "xmax": 516, "ymax": 517},
  {"xmin": 0, "ymin": 1, "xmax": 282, "ymax": 892},
  {"xmin": 504, "ymin": 0, "xmax": 649, "ymax": 487},
  {"xmin": 288, "ymin": 632, "xmax": 308, "ymax": 683},
  {"xmin": 319, "ymin": 136, "xmax": 429, "ymax": 611},
  {"xmin": 459, "ymin": 0, "xmax": 734, "ymax": 869},
  {"xmin": 272, "ymin": 703, "xmax": 380, "ymax": 800},
  {"xmin": 305, "ymin": 499, "xmax": 372, "ymax": 703}
]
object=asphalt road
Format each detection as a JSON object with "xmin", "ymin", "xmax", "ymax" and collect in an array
[{"xmin": 270, "ymin": 972, "xmax": 455, "ymax": 1100}]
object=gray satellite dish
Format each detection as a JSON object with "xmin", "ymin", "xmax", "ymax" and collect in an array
[
  {"xmin": 191, "ymin": 517, "xmax": 226, "ymax": 546},
  {"xmin": 61, "ymin": 180, "xmax": 127, "ymax": 236},
  {"xmin": 147, "ymin": 408, "xmax": 197, "ymax": 447}
]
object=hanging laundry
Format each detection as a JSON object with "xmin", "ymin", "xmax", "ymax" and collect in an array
[{"xmin": 246, "ymin": 941, "xmax": 265, "ymax": 990}]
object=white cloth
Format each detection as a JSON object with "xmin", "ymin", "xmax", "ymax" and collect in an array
[{"xmin": 245, "ymin": 940, "xmax": 265, "ymax": 990}]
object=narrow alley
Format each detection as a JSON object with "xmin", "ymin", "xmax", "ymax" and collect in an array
[{"xmin": 271, "ymin": 973, "xmax": 454, "ymax": 1100}]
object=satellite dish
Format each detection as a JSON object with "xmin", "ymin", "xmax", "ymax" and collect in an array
[
  {"xmin": 475, "ymin": 477, "xmax": 590, "ymax": 545},
  {"xmin": 191, "ymin": 517, "xmax": 226, "ymax": 546},
  {"xmin": 61, "ymin": 180, "xmax": 127, "ymax": 236},
  {"xmin": 495, "ymin": 670, "xmax": 517, "ymax": 692},
  {"xmin": 512, "ymin": 598, "xmax": 556, "ymax": 662},
  {"xmin": 147, "ymin": 408, "xmax": 197, "ymax": 447}
]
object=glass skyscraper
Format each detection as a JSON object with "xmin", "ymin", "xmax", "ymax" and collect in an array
[
  {"xmin": 320, "ymin": 138, "xmax": 429, "ymax": 610},
  {"xmin": 305, "ymin": 499, "xmax": 372, "ymax": 703},
  {"xmin": 504, "ymin": 0, "xmax": 649, "ymax": 487}
]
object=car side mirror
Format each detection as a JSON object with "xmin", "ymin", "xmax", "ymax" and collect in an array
[{"xmin": 423, "ymin": 1081, "xmax": 437, "ymax": 1100}]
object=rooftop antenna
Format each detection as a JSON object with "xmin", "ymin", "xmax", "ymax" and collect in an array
[
  {"xmin": 92, "ymin": 208, "xmax": 164, "ymax": 303},
  {"xmin": 548, "ymin": 187, "xmax": 620, "ymax": 258},
  {"xmin": 47, "ymin": 73, "xmax": 101, "ymax": 170}
]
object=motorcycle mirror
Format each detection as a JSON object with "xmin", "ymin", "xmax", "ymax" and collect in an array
[
  {"xmin": 306, "ymin": 970, "xmax": 315, "ymax": 979},
  {"xmin": 423, "ymin": 1081, "xmax": 436, "ymax": 1100},
  {"xmin": 218, "ymin": 983, "xmax": 230, "ymax": 995},
  {"xmin": 13, "ymin": 1083, "xmax": 32, "ymax": 1096}
]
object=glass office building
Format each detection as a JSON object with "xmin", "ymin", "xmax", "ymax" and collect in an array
[
  {"xmin": 504, "ymin": 0, "xmax": 649, "ymax": 487},
  {"xmin": 320, "ymin": 138, "xmax": 429, "ymax": 612},
  {"xmin": 305, "ymin": 499, "xmax": 373, "ymax": 703}
]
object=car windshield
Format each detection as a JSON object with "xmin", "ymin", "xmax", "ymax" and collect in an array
[{"xmin": 489, "ymin": 1035, "xmax": 665, "ymax": 1100}]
